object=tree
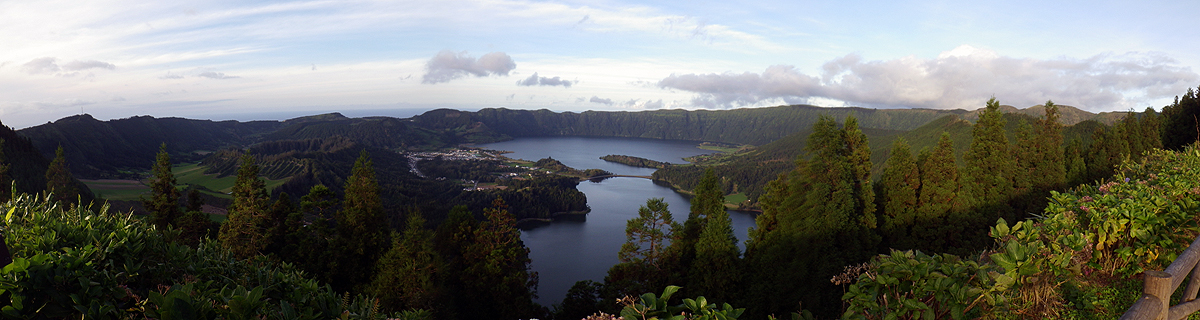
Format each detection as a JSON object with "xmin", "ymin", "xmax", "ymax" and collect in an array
[
  {"xmin": 218, "ymin": 155, "xmax": 271, "ymax": 259},
  {"xmin": 844, "ymin": 117, "xmax": 876, "ymax": 229},
  {"xmin": 913, "ymin": 132, "xmax": 961, "ymax": 253},
  {"xmin": 878, "ymin": 138, "xmax": 919, "ymax": 250},
  {"xmin": 670, "ymin": 168, "xmax": 723, "ymax": 287},
  {"xmin": 1162, "ymin": 87, "xmax": 1200, "ymax": 150},
  {"xmin": 186, "ymin": 189, "xmax": 204, "ymax": 213},
  {"xmin": 619, "ymin": 198, "xmax": 679, "ymax": 270},
  {"xmin": 370, "ymin": 212, "xmax": 443, "ymax": 312},
  {"xmin": 961, "ymin": 98, "xmax": 1015, "ymax": 223},
  {"xmin": 689, "ymin": 200, "xmax": 740, "ymax": 303},
  {"xmin": 554, "ymin": 280, "xmax": 603, "ymax": 320},
  {"xmin": 45, "ymin": 145, "xmax": 78, "ymax": 203},
  {"xmin": 142, "ymin": 144, "xmax": 181, "ymax": 229},
  {"xmin": 741, "ymin": 115, "xmax": 881, "ymax": 318},
  {"xmin": 332, "ymin": 149, "xmax": 389, "ymax": 293},
  {"xmin": 1065, "ymin": 138, "xmax": 1088, "ymax": 186},
  {"xmin": 460, "ymin": 198, "xmax": 541, "ymax": 319}
]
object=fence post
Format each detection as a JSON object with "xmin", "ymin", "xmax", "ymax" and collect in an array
[{"xmin": 1146, "ymin": 270, "xmax": 1172, "ymax": 320}]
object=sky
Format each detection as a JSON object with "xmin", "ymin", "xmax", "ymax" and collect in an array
[{"xmin": 2, "ymin": 0, "xmax": 1198, "ymax": 129}]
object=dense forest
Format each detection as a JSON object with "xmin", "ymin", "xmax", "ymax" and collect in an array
[{"xmin": 4, "ymin": 86, "xmax": 1200, "ymax": 319}]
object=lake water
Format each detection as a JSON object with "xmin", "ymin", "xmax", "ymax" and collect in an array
[{"xmin": 477, "ymin": 136, "xmax": 759, "ymax": 306}]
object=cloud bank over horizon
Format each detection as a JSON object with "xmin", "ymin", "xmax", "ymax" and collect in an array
[{"xmin": 658, "ymin": 46, "xmax": 1198, "ymax": 111}]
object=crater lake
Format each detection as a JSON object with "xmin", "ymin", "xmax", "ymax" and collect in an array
[{"xmin": 477, "ymin": 136, "xmax": 759, "ymax": 306}]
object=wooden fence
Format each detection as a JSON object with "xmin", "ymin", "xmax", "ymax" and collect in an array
[{"xmin": 1120, "ymin": 235, "xmax": 1200, "ymax": 320}]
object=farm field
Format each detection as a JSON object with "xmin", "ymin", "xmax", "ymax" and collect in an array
[{"xmin": 82, "ymin": 162, "xmax": 290, "ymax": 201}]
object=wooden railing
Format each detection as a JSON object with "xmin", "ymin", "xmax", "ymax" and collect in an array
[{"xmin": 1121, "ymin": 235, "xmax": 1200, "ymax": 320}]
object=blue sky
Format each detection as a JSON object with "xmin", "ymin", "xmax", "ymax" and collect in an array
[{"xmin": 2, "ymin": 0, "xmax": 1197, "ymax": 129}]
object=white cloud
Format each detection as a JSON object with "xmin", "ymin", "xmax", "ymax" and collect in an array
[
  {"xmin": 516, "ymin": 72, "xmax": 575, "ymax": 87},
  {"xmin": 19, "ymin": 57, "xmax": 116, "ymax": 76},
  {"xmin": 61, "ymin": 60, "xmax": 115, "ymax": 71},
  {"xmin": 197, "ymin": 71, "xmax": 239, "ymax": 79},
  {"xmin": 658, "ymin": 46, "xmax": 1199, "ymax": 111},
  {"xmin": 588, "ymin": 96, "xmax": 614, "ymax": 105},
  {"xmin": 422, "ymin": 50, "xmax": 516, "ymax": 84}
]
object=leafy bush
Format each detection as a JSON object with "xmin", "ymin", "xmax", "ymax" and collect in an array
[
  {"xmin": 842, "ymin": 144, "xmax": 1200, "ymax": 318},
  {"xmin": 0, "ymin": 193, "xmax": 428, "ymax": 319}
]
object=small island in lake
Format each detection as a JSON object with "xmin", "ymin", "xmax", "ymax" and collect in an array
[{"xmin": 600, "ymin": 154, "xmax": 672, "ymax": 169}]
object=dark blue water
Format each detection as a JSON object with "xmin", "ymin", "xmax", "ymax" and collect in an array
[{"xmin": 478, "ymin": 136, "xmax": 759, "ymax": 306}]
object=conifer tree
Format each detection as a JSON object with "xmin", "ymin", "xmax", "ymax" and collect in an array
[
  {"xmin": 689, "ymin": 200, "xmax": 740, "ymax": 303},
  {"xmin": 1141, "ymin": 107, "xmax": 1164, "ymax": 150},
  {"xmin": 370, "ymin": 212, "xmax": 443, "ymax": 311},
  {"xmin": 1065, "ymin": 138, "xmax": 1088, "ymax": 186},
  {"xmin": 879, "ymin": 138, "xmax": 919, "ymax": 249},
  {"xmin": 1012, "ymin": 120, "xmax": 1036, "ymax": 210},
  {"xmin": 461, "ymin": 198, "xmax": 539, "ymax": 319},
  {"xmin": 263, "ymin": 192, "xmax": 296, "ymax": 254},
  {"xmin": 671, "ymin": 168, "xmax": 723, "ymax": 282},
  {"xmin": 45, "ymin": 145, "xmax": 78, "ymax": 203},
  {"xmin": 333, "ymin": 149, "xmax": 389, "ymax": 292},
  {"xmin": 1034, "ymin": 101, "xmax": 1066, "ymax": 190},
  {"xmin": 143, "ymin": 144, "xmax": 181, "ymax": 228},
  {"xmin": 843, "ymin": 116, "xmax": 876, "ymax": 229},
  {"xmin": 913, "ymin": 132, "xmax": 959, "ymax": 251},
  {"xmin": 618, "ymin": 198, "xmax": 679, "ymax": 270},
  {"xmin": 962, "ymin": 98, "xmax": 1015, "ymax": 223},
  {"xmin": 218, "ymin": 154, "xmax": 271, "ymax": 259},
  {"xmin": 186, "ymin": 189, "xmax": 204, "ymax": 212}
]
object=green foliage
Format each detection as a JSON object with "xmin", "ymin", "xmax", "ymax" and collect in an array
[
  {"xmin": 843, "ymin": 144, "xmax": 1200, "ymax": 318},
  {"xmin": 841, "ymin": 250, "xmax": 1002, "ymax": 320},
  {"xmin": 332, "ymin": 150, "xmax": 390, "ymax": 293},
  {"xmin": 620, "ymin": 198, "xmax": 679, "ymax": 271},
  {"xmin": 0, "ymin": 192, "xmax": 424, "ymax": 319},
  {"xmin": 1162, "ymin": 86, "xmax": 1200, "ymax": 150},
  {"xmin": 369, "ymin": 212, "xmax": 443, "ymax": 311},
  {"xmin": 44, "ymin": 145, "xmax": 78, "ymax": 204},
  {"xmin": 219, "ymin": 155, "xmax": 272, "ymax": 259},
  {"xmin": 690, "ymin": 201, "xmax": 741, "ymax": 302},
  {"xmin": 617, "ymin": 286, "xmax": 747, "ymax": 320},
  {"xmin": 601, "ymin": 155, "xmax": 672, "ymax": 169},
  {"xmin": 878, "ymin": 138, "xmax": 919, "ymax": 250},
  {"xmin": 961, "ymin": 98, "xmax": 1016, "ymax": 223},
  {"xmin": 458, "ymin": 198, "xmax": 541, "ymax": 319},
  {"xmin": 144, "ymin": 143, "xmax": 182, "ymax": 228}
]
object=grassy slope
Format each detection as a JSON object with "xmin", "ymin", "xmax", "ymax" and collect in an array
[{"xmin": 84, "ymin": 162, "xmax": 290, "ymax": 201}]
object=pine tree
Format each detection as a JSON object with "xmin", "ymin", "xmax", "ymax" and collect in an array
[
  {"xmin": 218, "ymin": 154, "xmax": 271, "ymax": 259},
  {"xmin": 879, "ymin": 138, "xmax": 919, "ymax": 249},
  {"xmin": 618, "ymin": 198, "xmax": 679, "ymax": 270},
  {"xmin": 370, "ymin": 212, "xmax": 443, "ymax": 311},
  {"xmin": 45, "ymin": 145, "xmax": 78, "ymax": 204},
  {"xmin": 142, "ymin": 144, "xmax": 181, "ymax": 228},
  {"xmin": 962, "ymin": 98, "xmax": 1015, "ymax": 223},
  {"xmin": 333, "ymin": 149, "xmax": 389, "ymax": 292}
]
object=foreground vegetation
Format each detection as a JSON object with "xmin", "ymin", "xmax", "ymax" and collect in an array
[{"xmin": 0, "ymin": 193, "xmax": 427, "ymax": 319}]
